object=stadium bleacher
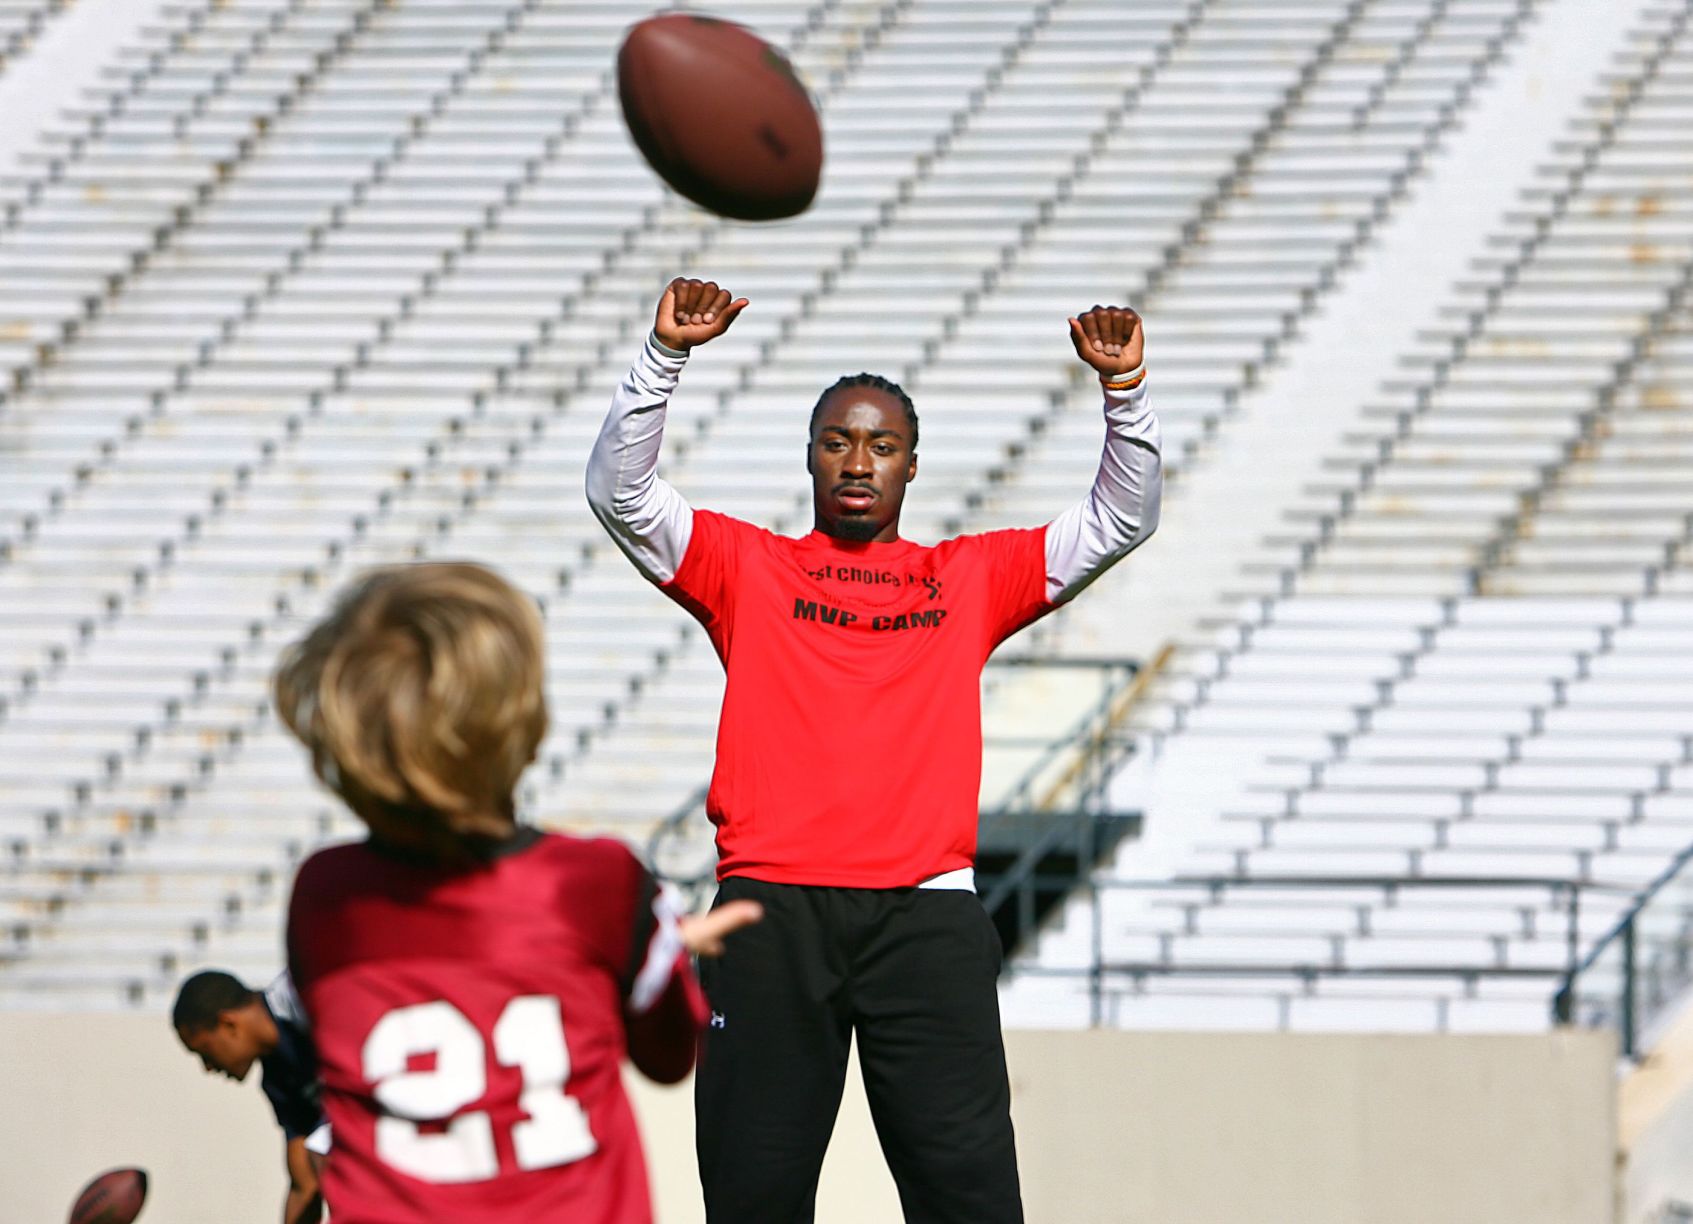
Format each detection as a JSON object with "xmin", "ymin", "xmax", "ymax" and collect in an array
[
  {"xmin": 1003, "ymin": 0, "xmax": 1693, "ymax": 1035},
  {"xmin": 0, "ymin": 0, "xmax": 64, "ymax": 78},
  {"xmin": 0, "ymin": 0, "xmax": 1687, "ymax": 1043}
]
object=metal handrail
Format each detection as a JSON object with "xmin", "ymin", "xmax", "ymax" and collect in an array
[
  {"xmin": 983, "ymin": 644, "xmax": 1172, "ymax": 822},
  {"xmin": 1034, "ymin": 644, "xmax": 1173, "ymax": 812},
  {"xmin": 1011, "ymin": 873, "xmax": 1642, "ymax": 1028},
  {"xmin": 1115, "ymin": 875, "xmax": 1633, "ymax": 894},
  {"xmin": 1018, "ymin": 963, "xmax": 1567, "ymax": 982},
  {"xmin": 1559, "ymin": 842, "xmax": 1693, "ymax": 987},
  {"xmin": 645, "ymin": 784, "xmax": 712, "ymax": 900},
  {"xmin": 1553, "ymin": 837, "xmax": 1693, "ymax": 1056},
  {"xmin": 979, "ymin": 811, "xmax": 1124, "ymax": 914},
  {"xmin": 971, "ymin": 647, "xmax": 1172, "ymax": 952},
  {"xmin": 983, "ymin": 653, "xmax": 1143, "ymax": 818},
  {"xmin": 978, "ymin": 808, "xmax": 1143, "ymax": 945}
]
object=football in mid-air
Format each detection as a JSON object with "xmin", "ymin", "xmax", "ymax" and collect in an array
[
  {"xmin": 618, "ymin": 13, "xmax": 823, "ymax": 221},
  {"xmin": 67, "ymin": 1168, "xmax": 148, "ymax": 1224}
]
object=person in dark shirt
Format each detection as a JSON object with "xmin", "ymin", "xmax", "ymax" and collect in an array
[{"xmin": 174, "ymin": 969, "xmax": 327, "ymax": 1224}]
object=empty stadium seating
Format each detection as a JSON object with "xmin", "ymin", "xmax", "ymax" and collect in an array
[
  {"xmin": 0, "ymin": 0, "xmax": 64, "ymax": 78},
  {"xmin": 2, "ymin": 0, "xmax": 1681, "ymax": 1024},
  {"xmin": 1003, "ymin": 0, "xmax": 1693, "ymax": 1035}
]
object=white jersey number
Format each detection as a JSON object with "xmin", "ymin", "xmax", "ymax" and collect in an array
[{"xmin": 362, "ymin": 995, "xmax": 597, "ymax": 1184}]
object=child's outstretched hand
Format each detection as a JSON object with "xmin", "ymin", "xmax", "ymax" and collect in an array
[{"xmin": 679, "ymin": 900, "xmax": 764, "ymax": 958}]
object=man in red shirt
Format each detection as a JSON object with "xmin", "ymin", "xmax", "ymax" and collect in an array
[
  {"xmin": 587, "ymin": 280, "xmax": 1160, "ymax": 1223},
  {"xmin": 277, "ymin": 562, "xmax": 760, "ymax": 1223}
]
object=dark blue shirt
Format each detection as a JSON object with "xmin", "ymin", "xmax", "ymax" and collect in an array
[{"xmin": 259, "ymin": 973, "xmax": 325, "ymax": 1140}]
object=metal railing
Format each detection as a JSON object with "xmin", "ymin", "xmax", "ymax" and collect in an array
[
  {"xmin": 978, "ymin": 807, "xmax": 1142, "ymax": 949},
  {"xmin": 982, "ymin": 650, "xmax": 1159, "ymax": 817},
  {"xmin": 1554, "ymin": 838, "xmax": 1693, "ymax": 1058},
  {"xmin": 971, "ymin": 648, "xmax": 1170, "ymax": 949},
  {"xmin": 642, "ymin": 651, "xmax": 1693, "ymax": 1054},
  {"xmin": 645, "ymin": 783, "xmax": 714, "ymax": 906},
  {"xmin": 1013, "ymin": 874, "xmax": 1640, "ymax": 1028}
]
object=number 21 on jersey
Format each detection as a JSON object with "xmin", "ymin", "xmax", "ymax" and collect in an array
[{"xmin": 362, "ymin": 995, "xmax": 597, "ymax": 1184}]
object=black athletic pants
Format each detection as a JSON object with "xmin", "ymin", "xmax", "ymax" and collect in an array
[{"xmin": 695, "ymin": 877, "xmax": 1024, "ymax": 1224}]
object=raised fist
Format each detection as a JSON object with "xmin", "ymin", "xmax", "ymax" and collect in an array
[
  {"xmin": 1068, "ymin": 305, "xmax": 1145, "ymax": 378},
  {"xmin": 653, "ymin": 277, "xmax": 749, "ymax": 352}
]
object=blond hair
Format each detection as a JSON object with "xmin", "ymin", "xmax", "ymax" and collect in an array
[{"xmin": 274, "ymin": 562, "xmax": 548, "ymax": 860}]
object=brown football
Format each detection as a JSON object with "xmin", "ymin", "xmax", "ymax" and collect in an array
[
  {"xmin": 618, "ymin": 13, "xmax": 823, "ymax": 221},
  {"xmin": 68, "ymin": 1167, "xmax": 148, "ymax": 1224}
]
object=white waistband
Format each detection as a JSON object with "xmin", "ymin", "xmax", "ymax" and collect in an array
[{"xmin": 916, "ymin": 867, "xmax": 976, "ymax": 892}]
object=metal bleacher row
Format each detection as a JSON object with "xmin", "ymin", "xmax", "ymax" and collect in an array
[
  {"xmin": 0, "ymin": 0, "xmax": 1553, "ymax": 1007},
  {"xmin": 0, "ymin": 0, "xmax": 65, "ymax": 79},
  {"xmin": 1003, "ymin": 1, "xmax": 1693, "ymax": 1034}
]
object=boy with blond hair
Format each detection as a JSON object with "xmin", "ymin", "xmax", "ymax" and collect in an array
[{"xmin": 277, "ymin": 562, "xmax": 757, "ymax": 1223}]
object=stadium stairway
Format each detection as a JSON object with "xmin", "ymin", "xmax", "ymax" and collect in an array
[{"xmin": 1002, "ymin": 0, "xmax": 1693, "ymax": 1034}]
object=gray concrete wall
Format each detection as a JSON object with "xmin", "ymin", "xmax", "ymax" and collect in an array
[
  {"xmin": 0, "ymin": 1019, "xmax": 1615, "ymax": 1223},
  {"xmin": 1002, "ymin": 1029, "xmax": 1616, "ymax": 1224}
]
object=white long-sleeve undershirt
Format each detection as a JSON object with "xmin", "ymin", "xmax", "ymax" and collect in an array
[{"xmin": 586, "ymin": 336, "xmax": 1162, "ymax": 603}]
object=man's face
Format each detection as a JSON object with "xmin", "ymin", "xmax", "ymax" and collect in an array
[
  {"xmin": 808, "ymin": 389, "xmax": 917, "ymax": 543},
  {"xmin": 178, "ymin": 1015, "xmax": 260, "ymax": 1082}
]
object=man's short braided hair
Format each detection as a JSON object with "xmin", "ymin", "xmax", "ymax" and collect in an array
[{"xmin": 809, "ymin": 373, "xmax": 919, "ymax": 451}]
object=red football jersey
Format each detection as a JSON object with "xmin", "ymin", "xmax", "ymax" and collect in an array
[
  {"xmin": 287, "ymin": 831, "xmax": 705, "ymax": 1224},
  {"xmin": 663, "ymin": 515, "xmax": 1053, "ymax": 888}
]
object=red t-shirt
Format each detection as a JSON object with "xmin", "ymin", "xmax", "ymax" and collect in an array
[
  {"xmin": 663, "ymin": 513, "xmax": 1053, "ymax": 888},
  {"xmin": 287, "ymin": 833, "xmax": 705, "ymax": 1224}
]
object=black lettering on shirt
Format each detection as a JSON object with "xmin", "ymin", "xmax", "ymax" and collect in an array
[
  {"xmin": 798, "ymin": 588, "xmax": 951, "ymax": 633},
  {"xmin": 900, "ymin": 573, "xmax": 944, "ymax": 600},
  {"xmin": 869, "ymin": 609, "xmax": 948, "ymax": 632},
  {"xmin": 793, "ymin": 597, "xmax": 858, "ymax": 629},
  {"xmin": 832, "ymin": 566, "xmax": 902, "ymax": 588}
]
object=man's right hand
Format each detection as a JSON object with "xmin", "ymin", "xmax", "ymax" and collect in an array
[{"xmin": 654, "ymin": 278, "xmax": 749, "ymax": 352}]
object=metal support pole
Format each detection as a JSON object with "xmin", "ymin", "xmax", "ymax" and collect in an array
[
  {"xmin": 1566, "ymin": 884, "xmax": 1580, "ymax": 980},
  {"xmin": 1552, "ymin": 982, "xmax": 1572, "ymax": 1026},
  {"xmin": 1623, "ymin": 919, "xmax": 1638, "ymax": 1059},
  {"xmin": 1552, "ymin": 885, "xmax": 1582, "ymax": 1026},
  {"xmin": 1089, "ymin": 872, "xmax": 1103, "ymax": 1027}
]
